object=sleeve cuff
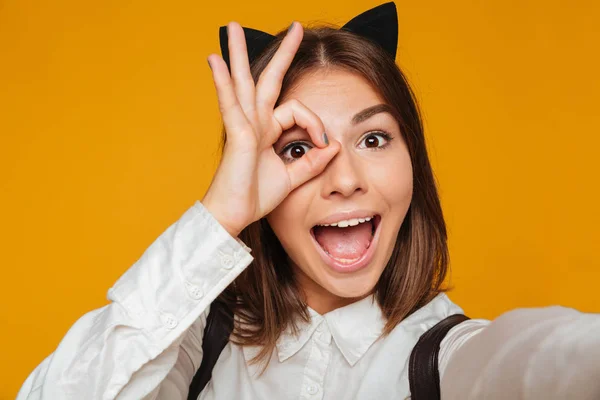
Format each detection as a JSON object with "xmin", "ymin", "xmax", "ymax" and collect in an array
[{"xmin": 107, "ymin": 200, "xmax": 254, "ymax": 344}]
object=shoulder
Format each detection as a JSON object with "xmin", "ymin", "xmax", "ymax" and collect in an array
[
  {"xmin": 435, "ymin": 296, "xmax": 490, "ymax": 378},
  {"xmin": 386, "ymin": 293, "xmax": 481, "ymax": 345},
  {"xmin": 400, "ymin": 293, "xmax": 467, "ymax": 329},
  {"xmin": 397, "ymin": 293, "xmax": 491, "ymax": 375}
]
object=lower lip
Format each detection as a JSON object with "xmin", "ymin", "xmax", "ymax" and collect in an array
[{"xmin": 310, "ymin": 215, "xmax": 382, "ymax": 274}]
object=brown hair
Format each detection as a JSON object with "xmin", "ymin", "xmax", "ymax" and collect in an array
[{"xmin": 219, "ymin": 25, "xmax": 449, "ymax": 366}]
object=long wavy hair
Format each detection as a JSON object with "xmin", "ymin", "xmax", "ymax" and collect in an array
[{"xmin": 218, "ymin": 24, "xmax": 449, "ymax": 366}]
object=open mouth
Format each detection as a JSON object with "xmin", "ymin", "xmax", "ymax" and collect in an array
[{"xmin": 310, "ymin": 215, "xmax": 382, "ymax": 273}]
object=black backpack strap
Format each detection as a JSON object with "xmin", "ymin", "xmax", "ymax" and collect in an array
[
  {"xmin": 408, "ymin": 313, "xmax": 470, "ymax": 400},
  {"xmin": 187, "ymin": 300, "xmax": 234, "ymax": 400}
]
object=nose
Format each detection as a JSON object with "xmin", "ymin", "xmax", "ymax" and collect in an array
[{"xmin": 320, "ymin": 145, "xmax": 368, "ymax": 199}]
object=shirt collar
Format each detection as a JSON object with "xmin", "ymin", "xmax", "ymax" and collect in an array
[
  {"xmin": 241, "ymin": 293, "xmax": 456, "ymax": 366},
  {"xmin": 274, "ymin": 307, "xmax": 324, "ymax": 363},
  {"xmin": 273, "ymin": 295, "xmax": 386, "ymax": 366}
]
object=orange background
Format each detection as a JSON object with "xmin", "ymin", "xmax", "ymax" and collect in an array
[{"xmin": 1, "ymin": 0, "xmax": 599, "ymax": 398}]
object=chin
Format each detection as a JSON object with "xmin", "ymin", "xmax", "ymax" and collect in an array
[{"xmin": 321, "ymin": 278, "xmax": 378, "ymax": 299}]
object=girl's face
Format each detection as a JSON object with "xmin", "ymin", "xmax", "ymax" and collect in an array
[{"xmin": 267, "ymin": 69, "xmax": 413, "ymax": 313}]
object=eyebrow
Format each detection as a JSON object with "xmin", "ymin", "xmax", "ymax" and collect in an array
[
  {"xmin": 277, "ymin": 103, "xmax": 396, "ymax": 145},
  {"xmin": 351, "ymin": 104, "xmax": 395, "ymax": 125}
]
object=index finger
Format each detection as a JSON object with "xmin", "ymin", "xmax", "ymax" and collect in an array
[
  {"xmin": 227, "ymin": 22, "xmax": 256, "ymax": 114},
  {"xmin": 255, "ymin": 22, "xmax": 303, "ymax": 111}
]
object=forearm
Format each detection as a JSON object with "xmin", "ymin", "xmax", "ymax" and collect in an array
[
  {"xmin": 441, "ymin": 306, "xmax": 600, "ymax": 399},
  {"xmin": 17, "ymin": 201, "xmax": 253, "ymax": 400}
]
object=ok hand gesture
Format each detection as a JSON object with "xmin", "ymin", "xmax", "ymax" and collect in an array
[{"xmin": 202, "ymin": 22, "xmax": 340, "ymax": 237}]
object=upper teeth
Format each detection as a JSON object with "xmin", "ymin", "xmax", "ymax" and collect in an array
[{"xmin": 319, "ymin": 216, "xmax": 373, "ymax": 228}]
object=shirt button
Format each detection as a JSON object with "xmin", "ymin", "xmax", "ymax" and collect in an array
[
  {"xmin": 187, "ymin": 284, "xmax": 204, "ymax": 299},
  {"xmin": 221, "ymin": 254, "xmax": 234, "ymax": 269},
  {"xmin": 161, "ymin": 314, "xmax": 179, "ymax": 329},
  {"xmin": 307, "ymin": 384, "xmax": 319, "ymax": 395},
  {"xmin": 185, "ymin": 282, "xmax": 204, "ymax": 300},
  {"xmin": 319, "ymin": 331, "xmax": 331, "ymax": 344}
]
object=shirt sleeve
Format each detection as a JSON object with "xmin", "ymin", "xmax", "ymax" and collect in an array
[
  {"xmin": 438, "ymin": 318, "xmax": 490, "ymax": 378},
  {"xmin": 440, "ymin": 306, "xmax": 600, "ymax": 400},
  {"xmin": 16, "ymin": 201, "xmax": 254, "ymax": 400}
]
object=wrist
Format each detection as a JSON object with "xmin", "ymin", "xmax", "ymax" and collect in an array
[{"xmin": 201, "ymin": 196, "xmax": 244, "ymax": 238}]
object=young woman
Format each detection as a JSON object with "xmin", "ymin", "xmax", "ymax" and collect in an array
[{"xmin": 17, "ymin": 3, "xmax": 600, "ymax": 400}]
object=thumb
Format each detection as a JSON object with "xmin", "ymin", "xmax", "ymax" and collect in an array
[{"xmin": 286, "ymin": 140, "xmax": 341, "ymax": 191}]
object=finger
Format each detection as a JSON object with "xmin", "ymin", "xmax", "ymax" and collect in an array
[
  {"xmin": 272, "ymin": 99, "xmax": 329, "ymax": 147},
  {"xmin": 255, "ymin": 22, "xmax": 303, "ymax": 111},
  {"xmin": 227, "ymin": 22, "xmax": 256, "ymax": 117},
  {"xmin": 287, "ymin": 140, "xmax": 341, "ymax": 190},
  {"xmin": 207, "ymin": 54, "xmax": 253, "ymax": 143}
]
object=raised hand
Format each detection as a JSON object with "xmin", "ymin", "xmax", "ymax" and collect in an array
[{"xmin": 202, "ymin": 22, "xmax": 340, "ymax": 237}]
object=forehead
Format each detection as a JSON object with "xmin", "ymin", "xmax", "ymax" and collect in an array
[{"xmin": 282, "ymin": 68, "xmax": 385, "ymax": 120}]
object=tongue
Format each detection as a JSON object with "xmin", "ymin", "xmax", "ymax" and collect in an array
[{"xmin": 313, "ymin": 222, "xmax": 373, "ymax": 260}]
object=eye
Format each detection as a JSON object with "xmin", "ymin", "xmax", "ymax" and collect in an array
[
  {"xmin": 279, "ymin": 142, "xmax": 313, "ymax": 163},
  {"xmin": 358, "ymin": 131, "xmax": 393, "ymax": 149}
]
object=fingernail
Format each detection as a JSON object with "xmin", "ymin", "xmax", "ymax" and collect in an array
[
  {"xmin": 322, "ymin": 132, "xmax": 329, "ymax": 145},
  {"xmin": 288, "ymin": 22, "xmax": 295, "ymax": 33}
]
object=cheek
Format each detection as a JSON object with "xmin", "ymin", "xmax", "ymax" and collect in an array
[
  {"xmin": 266, "ymin": 186, "xmax": 313, "ymax": 251},
  {"xmin": 368, "ymin": 154, "xmax": 413, "ymax": 204}
]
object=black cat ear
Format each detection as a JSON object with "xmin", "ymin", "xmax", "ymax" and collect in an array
[
  {"xmin": 218, "ymin": 2, "xmax": 398, "ymax": 68},
  {"xmin": 342, "ymin": 2, "xmax": 399, "ymax": 59},
  {"xmin": 219, "ymin": 26, "xmax": 276, "ymax": 71}
]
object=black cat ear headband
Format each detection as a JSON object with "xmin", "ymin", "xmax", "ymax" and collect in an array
[{"xmin": 218, "ymin": 2, "xmax": 398, "ymax": 70}]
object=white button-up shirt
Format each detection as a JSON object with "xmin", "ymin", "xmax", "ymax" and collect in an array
[{"xmin": 16, "ymin": 201, "xmax": 600, "ymax": 400}]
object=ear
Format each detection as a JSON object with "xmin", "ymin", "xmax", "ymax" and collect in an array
[
  {"xmin": 342, "ymin": 2, "xmax": 399, "ymax": 60},
  {"xmin": 219, "ymin": 26, "xmax": 276, "ymax": 71}
]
